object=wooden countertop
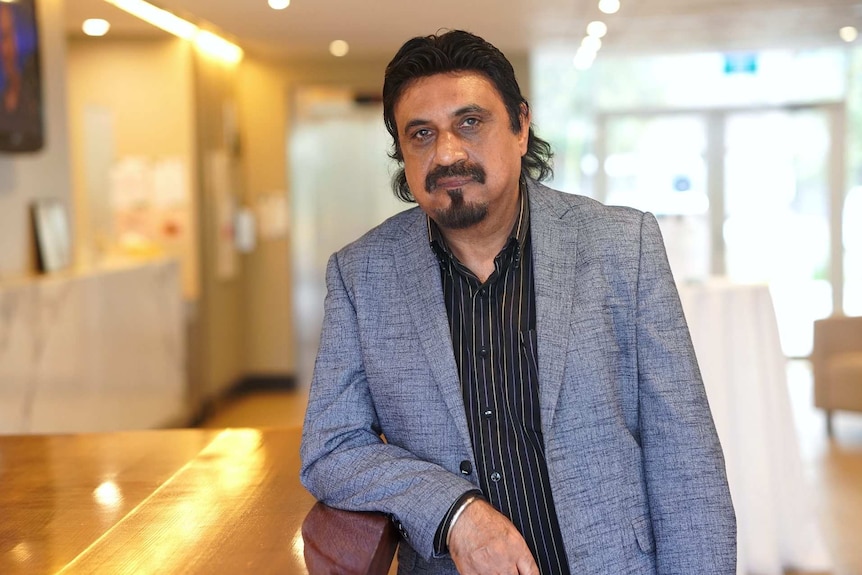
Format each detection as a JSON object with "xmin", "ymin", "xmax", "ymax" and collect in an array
[{"xmin": 0, "ymin": 427, "xmax": 397, "ymax": 574}]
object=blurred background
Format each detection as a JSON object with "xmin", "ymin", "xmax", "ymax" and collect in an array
[{"xmin": 0, "ymin": 0, "xmax": 860, "ymax": 573}]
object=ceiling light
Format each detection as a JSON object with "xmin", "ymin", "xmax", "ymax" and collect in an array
[
  {"xmin": 82, "ymin": 18, "xmax": 111, "ymax": 37},
  {"xmin": 195, "ymin": 30, "xmax": 244, "ymax": 64},
  {"xmin": 581, "ymin": 35, "xmax": 603, "ymax": 52},
  {"xmin": 105, "ymin": 0, "xmax": 243, "ymax": 64},
  {"xmin": 573, "ymin": 48, "xmax": 596, "ymax": 70},
  {"xmin": 268, "ymin": 0, "xmax": 290, "ymax": 9},
  {"xmin": 598, "ymin": 0, "xmax": 620, "ymax": 15},
  {"xmin": 329, "ymin": 39, "xmax": 349, "ymax": 57},
  {"xmin": 839, "ymin": 26, "xmax": 858, "ymax": 43},
  {"xmin": 104, "ymin": 0, "xmax": 197, "ymax": 39},
  {"xmin": 586, "ymin": 20, "xmax": 607, "ymax": 38}
]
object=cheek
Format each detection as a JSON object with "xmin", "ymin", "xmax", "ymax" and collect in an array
[{"xmin": 403, "ymin": 156, "xmax": 428, "ymax": 183}]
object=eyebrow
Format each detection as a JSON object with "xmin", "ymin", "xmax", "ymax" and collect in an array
[{"xmin": 401, "ymin": 104, "xmax": 491, "ymax": 135}]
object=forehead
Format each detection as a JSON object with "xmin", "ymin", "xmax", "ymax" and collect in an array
[{"xmin": 394, "ymin": 72, "xmax": 506, "ymax": 122}]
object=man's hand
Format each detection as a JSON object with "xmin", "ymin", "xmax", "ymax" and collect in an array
[{"xmin": 448, "ymin": 499, "xmax": 540, "ymax": 575}]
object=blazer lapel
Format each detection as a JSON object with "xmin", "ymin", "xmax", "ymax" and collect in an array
[
  {"xmin": 529, "ymin": 182, "xmax": 580, "ymax": 438},
  {"xmin": 393, "ymin": 212, "xmax": 474, "ymax": 453}
]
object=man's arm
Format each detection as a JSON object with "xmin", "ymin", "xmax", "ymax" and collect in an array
[
  {"xmin": 299, "ymin": 252, "xmax": 477, "ymax": 560},
  {"xmin": 635, "ymin": 213, "xmax": 737, "ymax": 574}
]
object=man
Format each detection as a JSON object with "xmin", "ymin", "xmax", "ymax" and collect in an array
[{"xmin": 300, "ymin": 30, "xmax": 736, "ymax": 575}]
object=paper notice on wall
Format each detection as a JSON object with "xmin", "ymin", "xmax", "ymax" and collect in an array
[
  {"xmin": 109, "ymin": 156, "xmax": 193, "ymax": 257},
  {"xmin": 110, "ymin": 157, "xmax": 158, "ymax": 254},
  {"xmin": 255, "ymin": 191, "xmax": 290, "ymax": 240},
  {"xmin": 234, "ymin": 208, "xmax": 256, "ymax": 253},
  {"xmin": 208, "ymin": 150, "xmax": 237, "ymax": 280},
  {"xmin": 152, "ymin": 158, "xmax": 188, "ymax": 208},
  {"xmin": 110, "ymin": 156, "xmax": 152, "ymax": 211}
]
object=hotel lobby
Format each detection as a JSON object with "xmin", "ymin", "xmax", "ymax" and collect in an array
[{"xmin": 1, "ymin": 0, "xmax": 861, "ymax": 573}]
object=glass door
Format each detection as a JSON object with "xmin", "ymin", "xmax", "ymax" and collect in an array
[
  {"xmin": 290, "ymin": 88, "xmax": 407, "ymax": 386},
  {"xmin": 598, "ymin": 105, "xmax": 840, "ymax": 358},
  {"xmin": 602, "ymin": 114, "xmax": 712, "ymax": 282},
  {"xmin": 723, "ymin": 108, "xmax": 833, "ymax": 357}
]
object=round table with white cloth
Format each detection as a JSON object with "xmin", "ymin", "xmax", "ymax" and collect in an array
[{"xmin": 677, "ymin": 280, "xmax": 832, "ymax": 575}]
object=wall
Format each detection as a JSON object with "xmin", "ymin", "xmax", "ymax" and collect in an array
[
  {"xmin": 189, "ymin": 50, "xmax": 245, "ymax": 405},
  {"xmin": 66, "ymin": 36, "xmax": 198, "ymax": 298},
  {"xmin": 235, "ymin": 59, "xmax": 294, "ymax": 376},
  {"xmin": 65, "ymin": 35, "xmax": 248, "ymax": 412},
  {"xmin": 0, "ymin": 0, "xmax": 71, "ymax": 279}
]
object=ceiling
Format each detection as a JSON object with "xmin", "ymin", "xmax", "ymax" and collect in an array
[{"xmin": 64, "ymin": 0, "xmax": 862, "ymax": 60}]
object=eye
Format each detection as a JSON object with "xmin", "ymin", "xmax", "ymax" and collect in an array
[
  {"xmin": 461, "ymin": 117, "xmax": 480, "ymax": 128},
  {"xmin": 412, "ymin": 128, "xmax": 432, "ymax": 141}
]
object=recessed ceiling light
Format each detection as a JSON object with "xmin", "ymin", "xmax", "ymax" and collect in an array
[
  {"xmin": 586, "ymin": 20, "xmax": 607, "ymax": 38},
  {"xmin": 573, "ymin": 48, "xmax": 596, "ymax": 70},
  {"xmin": 581, "ymin": 35, "xmax": 602, "ymax": 52},
  {"xmin": 598, "ymin": 0, "xmax": 620, "ymax": 15},
  {"xmin": 329, "ymin": 39, "xmax": 349, "ymax": 57},
  {"xmin": 839, "ymin": 26, "xmax": 858, "ymax": 43},
  {"xmin": 82, "ymin": 18, "xmax": 111, "ymax": 37},
  {"xmin": 268, "ymin": 0, "xmax": 290, "ymax": 9}
]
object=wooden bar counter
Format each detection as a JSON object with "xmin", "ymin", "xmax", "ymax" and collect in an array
[{"xmin": 0, "ymin": 427, "xmax": 397, "ymax": 574}]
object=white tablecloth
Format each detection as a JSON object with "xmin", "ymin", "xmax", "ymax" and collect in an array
[{"xmin": 678, "ymin": 280, "xmax": 832, "ymax": 575}]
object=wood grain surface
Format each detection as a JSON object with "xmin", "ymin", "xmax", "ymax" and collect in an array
[{"xmin": 0, "ymin": 427, "xmax": 396, "ymax": 574}]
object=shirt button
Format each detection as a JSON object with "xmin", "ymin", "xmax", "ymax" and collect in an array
[
  {"xmin": 483, "ymin": 409, "xmax": 493, "ymax": 419},
  {"xmin": 490, "ymin": 471, "xmax": 502, "ymax": 482},
  {"xmin": 479, "ymin": 347, "xmax": 488, "ymax": 357}
]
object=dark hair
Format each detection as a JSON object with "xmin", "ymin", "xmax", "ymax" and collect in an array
[{"xmin": 382, "ymin": 29, "xmax": 553, "ymax": 202}]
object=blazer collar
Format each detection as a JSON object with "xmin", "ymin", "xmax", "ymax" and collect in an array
[
  {"xmin": 527, "ymin": 180, "xmax": 581, "ymax": 438},
  {"xmin": 393, "ymin": 210, "xmax": 474, "ymax": 453}
]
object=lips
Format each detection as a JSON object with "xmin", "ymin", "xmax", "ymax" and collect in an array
[{"xmin": 432, "ymin": 176, "xmax": 475, "ymax": 190}]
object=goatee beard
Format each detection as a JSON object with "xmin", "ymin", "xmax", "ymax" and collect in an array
[{"xmin": 432, "ymin": 188, "xmax": 488, "ymax": 230}]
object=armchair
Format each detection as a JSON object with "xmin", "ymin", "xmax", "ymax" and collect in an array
[{"xmin": 812, "ymin": 314, "xmax": 862, "ymax": 436}]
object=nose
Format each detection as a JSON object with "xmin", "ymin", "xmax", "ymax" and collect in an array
[{"xmin": 434, "ymin": 131, "xmax": 467, "ymax": 165}]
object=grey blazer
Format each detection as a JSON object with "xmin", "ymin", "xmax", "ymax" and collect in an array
[{"xmin": 300, "ymin": 180, "xmax": 736, "ymax": 574}]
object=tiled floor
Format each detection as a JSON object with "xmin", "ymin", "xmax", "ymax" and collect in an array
[{"xmin": 199, "ymin": 361, "xmax": 862, "ymax": 575}]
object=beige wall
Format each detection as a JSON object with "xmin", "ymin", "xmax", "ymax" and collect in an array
[
  {"xmin": 0, "ymin": 0, "xmax": 71, "ymax": 278},
  {"xmin": 236, "ymin": 59, "xmax": 294, "ymax": 375},
  {"xmin": 66, "ymin": 36, "xmax": 199, "ymax": 297},
  {"xmin": 189, "ymin": 50, "xmax": 245, "ymax": 403}
]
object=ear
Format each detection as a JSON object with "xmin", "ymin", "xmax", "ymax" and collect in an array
[{"xmin": 518, "ymin": 102, "xmax": 530, "ymax": 156}]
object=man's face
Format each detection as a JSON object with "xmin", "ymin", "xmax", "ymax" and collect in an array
[{"xmin": 393, "ymin": 72, "xmax": 529, "ymax": 231}]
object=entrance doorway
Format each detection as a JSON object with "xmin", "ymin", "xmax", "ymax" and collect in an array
[{"xmin": 596, "ymin": 104, "xmax": 845, "ymax": 357}]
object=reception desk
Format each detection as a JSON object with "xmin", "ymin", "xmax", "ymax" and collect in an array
[
  {"xmin": 0, "ymin": 427, "xmax": 397, "ymax": 574},
  {"xmin": 0, "ymin": 258, "xmax": 186, "ymax": 434},
  {"xmin": 679, "ymin": 281, "xmax": 832, "ymax": 575}
]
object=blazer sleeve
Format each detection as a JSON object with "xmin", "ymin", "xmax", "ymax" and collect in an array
[
  {"xmin": 635, "ymin": 213, "xmax": 737, "ymax": 574},
  {"xmin": 299, "ymin": 252, "xmax": 477, "ymax": 560}
]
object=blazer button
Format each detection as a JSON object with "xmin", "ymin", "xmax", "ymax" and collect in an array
[{"xmin": 459, "ymin": 460, "xmax": 472, "ymax": 475}]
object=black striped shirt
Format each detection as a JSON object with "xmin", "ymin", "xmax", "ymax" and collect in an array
[{"xmin": 429, "ymin": 188, "xmax": 570, "ymax": 574}]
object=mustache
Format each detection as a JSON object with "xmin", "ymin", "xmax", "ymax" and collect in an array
[{"xmin": 425, "ymin": 161, "xmax": 486, "ymax": 192}]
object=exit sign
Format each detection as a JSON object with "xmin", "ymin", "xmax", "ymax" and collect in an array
[{"xmin": 723, "ymin": 53, "xmax": 759, "ymax": 74}]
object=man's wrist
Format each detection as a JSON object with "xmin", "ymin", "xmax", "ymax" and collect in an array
[
  {"xmin": 433, "ymin": 489, "xmax": 484, "ymax": 555},
  {"xmin": 445, "ymin": 494, "xmax": 480, "ymax": 548}
]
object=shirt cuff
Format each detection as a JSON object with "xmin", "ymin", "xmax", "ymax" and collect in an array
[{"xmin": 433, "ymin": 489, "xmax": 485, "ymax": 556}]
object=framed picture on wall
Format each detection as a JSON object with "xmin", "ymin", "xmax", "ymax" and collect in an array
[{"xmin": 31, "ymin": 199, "xmax": 71, "ymax": 273}]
